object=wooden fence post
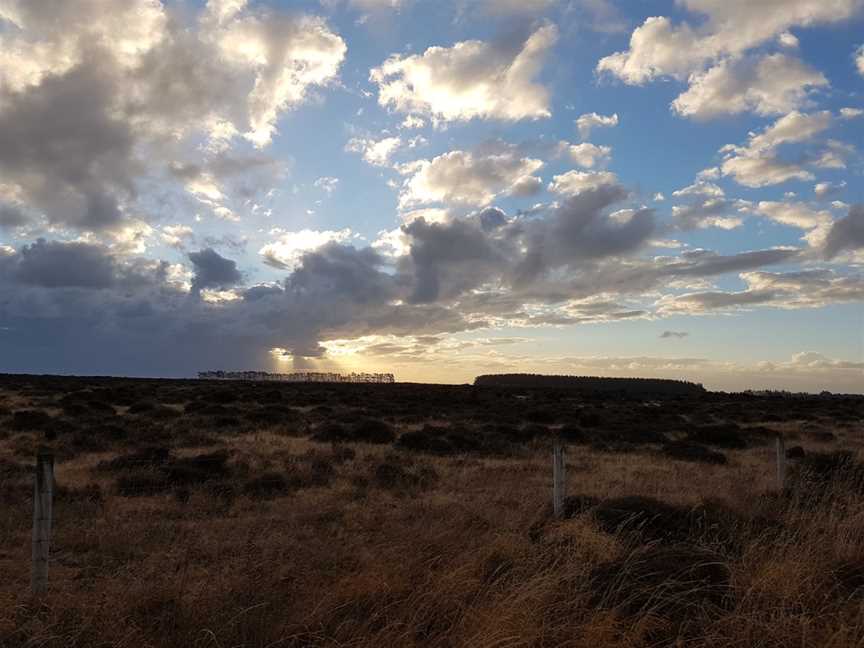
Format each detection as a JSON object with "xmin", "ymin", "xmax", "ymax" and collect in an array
[
  {"xmin": 31, "ymin": 449, "xmax": 54, "ymax": 595},
  {"xmin": 552, "ymin": 440, "xmax": 566, "ymax": 518},
  {"xmin": 776, "ymin": 435, "xmax": 786, "ymax": 492}
]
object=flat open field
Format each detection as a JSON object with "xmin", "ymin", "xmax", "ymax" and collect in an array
[{"xmin": 1, "ymin": 375, "xmax": 863, "ymax": 647}]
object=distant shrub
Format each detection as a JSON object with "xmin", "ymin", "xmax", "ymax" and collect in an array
[
  {"xmin": 687, "ymin": 423, "xmax": 746, "ymax": 449},
  {"xmin": 312, "ymin": 418, "xmax": 395, "ymax": 444},
  {"xmin": 662, "ymin": 441, "xmax": 727, "ymax": 465},
  {"xmin": 244, "ymin": 472, "xmax": 289, "ymax": 498},
  {"xmin": 11, "ymin": 409, "xmax": 53, "ymax": 431}
]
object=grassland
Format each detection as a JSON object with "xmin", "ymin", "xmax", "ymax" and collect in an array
[{"xmin": 1, "ymin": 375, "xmax": 863, "ymax": 647}]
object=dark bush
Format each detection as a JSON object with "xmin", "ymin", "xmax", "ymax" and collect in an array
[
  {"xmin": 11, "ymin": 409, "xmax": 53, "ymax": 431},
  {"xmin": 116, "ymin": 472, "xmax": 171, "ymax": 496},
  {"xmin": 351, "ymin": 418, "xmax": 396, "ymax": 444},
  {"xmin": 372, "ymin": 459, "xmax": 438, "ymax": 492},
  {"xmin": 128, "ymin": 401, "xmax": 157, "ymax": 414},
  {"xmin": 662, "ymin": 441, "xmax": 727, "ymax": 465},
  {"xmin": 786, "ymin": 445, "xmax": 806, "ymax": 459},
  {"xmin": 558, "ymin": 425, "xmax": 589, "ymax": 443},
  {"xmin": 98, "ymin": 446, "xmax": 172, "ymax": 472},
  {"xmin": 687, "ymin": 423, "xmax": 746, "ymax": 449},
  {"xmin": 244, "ymin": 472, "xmax": 289, "ymax": 498},
  {"xmin": 395, "ymin": 430, "xmax": 454, "ymax": 455},
  {"xmin": 162, "ymin": 451, "xmax": 231, "ymax": 485}
]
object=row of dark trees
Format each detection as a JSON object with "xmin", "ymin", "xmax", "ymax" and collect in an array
[{"xmin": 473, "ymin": 374, "xmax": 706, "ymax": 397}]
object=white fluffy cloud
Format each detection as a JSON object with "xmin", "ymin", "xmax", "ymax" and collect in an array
[
  {"xmin": 399, "ymin": 149, "xmax": 544, "ymax": 207},
  {"xmin": 672, "ymin": 54, "xmax": 827, "ymax": 119},
  {"xmin": 753, "ymin": 201, "xmax": 834, "ymax": 230},
  {"xmin": 720, "ymin": 111, "xmax": 833, "ymax": 187},
  {"xmin": 598, "ymin": 0, "xmax": 861, "ymax": 84},
  {"xmin": 548, "ymin": 171, "xmax": 620, "ymax": 196},
  {"xmin": 259, "ymin": 228, "xmax": 355, "ymax": 270},
  {"xmin": 857, "ymin": 45, "xmax": 864, "ymax": 76},
  {"xmin": 370, "ymin": 24, "xmax": 558, "ymax": 123},
  {"xmin": 567, "ymin": 143, "xmax": 612, "ymax": 168},
  {"xmin": 598, "ymin": 1, "xmax": 859, "ymax": 120},
  {"xmin": 346, "ymin": 136, "xmax": 403, "ymax": 166},
  {"xmin": 575, "ymin": 112, "xmax": 618, "ymax": 139}
]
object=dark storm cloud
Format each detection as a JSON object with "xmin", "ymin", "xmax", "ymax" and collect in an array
[
  {"xmin": 0, "ymin": 204, "xmax": 29, "ymax": 229},
  {"xmin": 661, "ymin": 248, "xmax": 800, "ymax": 277},
  {"xmin": 402, "ymin": 217, "xmax": 511, "ymax": 303},
  {"xmin": 515, "ymin": 184, "xmax": 654, "ymax": 284},
  {"xmin": 824, "ymin": 204, "xmax": 864, "ymax": 260},
  {"xmin": 0, "ymin": 59, "xmax": 137, "ymax": 231},
  {"xmin": 189, "ymin": 248, "xmax": 243, "ymax": 294}
]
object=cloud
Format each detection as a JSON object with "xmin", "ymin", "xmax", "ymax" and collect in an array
[
  {"xmin": 814, "ymin": 181, "xmax": 847, "ymax": 200},
  {"xmin": 567, "ymin": 143, "xmax": 612, "ymax": 168},
  {"xmin": 598, "ymin": 2, "xmax": 859, "ymax": 121},
  {"xmin": 398, "ymin": 148, "xmax": 544, "ymax": 207},
  {"xmin": 672, "ymin": 53, "xmax": 827, "ymax": 119},
  {"xmin": 823, "ymin": 204, "xmax": 864, "ymax": 259},
  {"xmin": 658, "ymin": 268, "xmax": 863, "ymax": 314},
  {"xmin": 720, "ymin": 111, "xmax": 833, "ymax": 187},
  {"xmin": 570, "ymin": 0, "xmax": 628, "ymax": 34},
  {"xmin": 0, "ymin": 0, "xmax": 345, "ymax": 233},
  {"xmin": 189, "ymin": 248, "xmax": 243, "ymax": 295},
  {"xmin": 672, "ymin": 198, "xmax": 747, "ymax": 230},
  {"xmin": 754, "ymin": 201, "xmax": 833, "ymax": 230},
  {"xmin": 660, "ymin": 331, "xmax": 689, "ymax": 339},
  {"xmin": 575, "ymin": 112, "xmax": 618, "ymax": 139},
  {"xmin": 472, "ymin": 0, "xmax": 554, "ymax": 15},
  {"xmin": 516, "ymin": 184, "xmax": 654, "ymax": 283},
  {"xmin": 0, "ymin": 203, "xmax": 29, "ymax": 229},
  {"xmin": 370, "ymin": 24, "xmax": 558, "ymax": 123},
  {"xmin": 548, "ymin": 171, "xmax": 620, "ymax": 196},
  {"xmin": 597, "ymin": 0, "xmax": 861, "ymax": 85},
  {"xmin": 346, "ymin": 136, "xmax": 403, "ymax": 166},
  {"xmin": 857, "ymin": 44, "xmax": 864, "ymax": 76},
  {"xmin": 259, "ymin": 229, "xmax": 355, "ymax": 270},
  {"xmin": 401, "ymin": 217, "xmax": 512, "ymax": 303}
]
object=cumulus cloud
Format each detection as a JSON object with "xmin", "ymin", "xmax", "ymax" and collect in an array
[
  {"xmin": 567, "ymin": 143, "xmax": 612, "ymax": 168},
  {"xmin": 672, "ymin": 54, "xmax": 827, "ymax": 119},
  {"xmin": 189, "ymin": 248, "xmax": 243, "ymax": 295},
  {"xmin": 672, "ymin": 198, "xmax": 746, "ymax": 230},
  {"xmin": 575, "ymin": 112, "xmax": 619, "ymax": 139},
  {"xmin": 720, "ymin": 111, "xmax": 833, "ymax": 187},
  {"xmin": 399, "ymin": 149, "xmax": 544, "ymax": 208},
  {"xmin": 754, "ymin": 201, "xmax": 833, "ymax": 230},
  {"xmin": 259, "ymin": 229, "xmax": 354, "ymax": 270},
  {"xmin": 0, "ymin": 0, "xmax": 345, "ymax": 232},
  {"xmin": 597, "ymin": 0, "xmax": 861, "ymax": 85},
  {"xmin": 548, "ymin": 171, "xmax": 620, "ymax": 196},
  {"xmin": 857, "ymin": 45, "xmax": 864, "ymax": 76},
  {"xmin": 823, "ymin": 204, "xmax": 864, "ymax": 260},
  {"xmin": 370, "ymin": 24, "xmax": 558, "ymax": 123},
  {"xmin": 598, "ymin": 1, "xmax": 858, "ymax": 120}
]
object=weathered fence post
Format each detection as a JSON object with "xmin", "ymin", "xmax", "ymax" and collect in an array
[
  {"xmin": 31, "ymin": 449, "xmax": 54, "ymax": 595},
  {"xmin": 775, "ymin": 435, "xmax": 786, "ymax": 492},
  {"xmin": 552, "ymin": 440, "xmax": 566, "ymax": 518}
]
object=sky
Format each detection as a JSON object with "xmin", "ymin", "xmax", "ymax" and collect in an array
[{"xmin": 0, "ymin": 0, "xmax": 862, "ymax": 392}]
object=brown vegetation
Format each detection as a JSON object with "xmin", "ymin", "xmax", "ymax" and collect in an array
[{"xmin": 0, "ymin": 374, "xmax": 863, "ymax": 647}]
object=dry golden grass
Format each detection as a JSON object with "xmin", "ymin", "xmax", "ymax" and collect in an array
[{"xmin": 1, "ymin": 382, "xmax": 864, "ymax": 647}]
